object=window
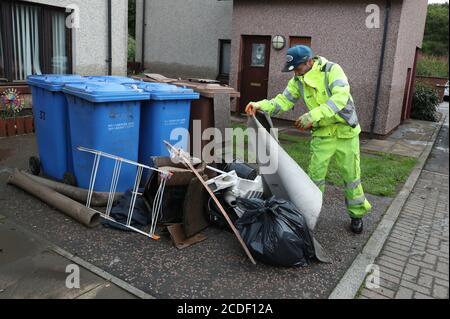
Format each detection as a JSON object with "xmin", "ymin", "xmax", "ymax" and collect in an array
[
  {"xmin": 219, "ymin": 39, "xmax": 231, "ymax": 76},
  {"xmin": 217, "ymin": 39, "xmax": 231, "ymax": 84},
  {"xmin": 52, "ymin": 13, "xmax": 69, "ymax": 74},
  {"xmin": 0, "ymin": 1, "xmax": 72, "ymax": 83},
  {"xmin": 251, "ymin": 43, "xmax": 266, "ymax": 67},
  {"xmin": 289, "ymin": 36, "xmax": 312, "ymax": 48}
]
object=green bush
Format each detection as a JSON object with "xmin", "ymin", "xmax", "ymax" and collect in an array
[
  {"xmin": 128, "ymin": 35, "xmax": 136, "ymax": 62},
  {"xmin": 411, "ymin": 83, "xmax": 440, "ymax": 122},
  {"xmin": 416, "ymin": 55, "xmax": 449, "ymax": 78}
]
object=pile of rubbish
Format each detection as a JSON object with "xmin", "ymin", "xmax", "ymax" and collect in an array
[
  {"xmin": 206, "ymin": 162, "xmax": 316, "ymax": 267},
  {"xmin": 7, "ymin": 114, "xmax": 330, "ymax": 267}
]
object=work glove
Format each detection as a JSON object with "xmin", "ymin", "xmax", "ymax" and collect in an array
[
  {"xmin": 295, "ymin": 113, "xmax": 314, "ymax": 130},
  {"xmin": 245, "ymin": 102, "xmax": 260, "ymax": 116}
]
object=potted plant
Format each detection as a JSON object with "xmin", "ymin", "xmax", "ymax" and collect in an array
[{"xmin": 0, "ymin": 88, "xmax": 25, "ymax": 137}]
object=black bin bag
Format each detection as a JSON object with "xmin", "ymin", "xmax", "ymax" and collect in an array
[{"xmin": 235, "ymin": 197, "xmax": 316, "ymax": 267}]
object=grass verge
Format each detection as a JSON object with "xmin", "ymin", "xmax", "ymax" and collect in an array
[{"xmin": 231, "ymin": 123, "xmax": 417, "ymax": 197}]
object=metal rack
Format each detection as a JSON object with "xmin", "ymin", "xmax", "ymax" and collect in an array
[{"xmin": 78, "ymin": 146, "xmax": 171, "ymax": 240}]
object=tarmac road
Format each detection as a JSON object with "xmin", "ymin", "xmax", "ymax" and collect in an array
[{"xmin": 0, "ymin": 134, "xmax": 391, "ymax": 299}]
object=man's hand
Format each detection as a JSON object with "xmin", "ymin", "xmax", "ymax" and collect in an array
[
  {"xmin": 245, "ymin": 102, "xmax": 260, "ymax": 116},
  {"xmin": 295, "ymin": 113, "xmax": 314, "ymax": 130}
]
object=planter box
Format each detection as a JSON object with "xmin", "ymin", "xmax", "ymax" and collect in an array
[
  {"xmin": 24, "ymin": 116, "xmax": 34, "ymax": 133},
  {"xmin": 5, "ymin": 118, "xmax": 16, "ymax": 136},
  {"xmin": 15, "ymin": 116, "xmax": 26, "ymax": 135},
  {"xmin": 0, "ymin": 119, "xmax": 6, "ymax": 137},
  {"xmin": 0, "ymin": 115, "xmax": 35, "ymax": 138}
]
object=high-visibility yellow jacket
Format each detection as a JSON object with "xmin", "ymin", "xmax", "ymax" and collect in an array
[{"xmin": 256, "ymin": 56, "xmax": 361, "ymax": 138}]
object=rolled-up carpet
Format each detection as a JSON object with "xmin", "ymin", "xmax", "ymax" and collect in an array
[
  {"xmin": 7, "ymin": 169, "xmax": 100, "ymax": 228},
  {"xmin": 20, "ymin": 171, "xmax": 122, "ymax": 207}
]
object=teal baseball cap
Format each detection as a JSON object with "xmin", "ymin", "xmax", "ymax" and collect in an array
[{"xmin": 282, "ymin": 45, "xmax": 314, "ymax": 72}]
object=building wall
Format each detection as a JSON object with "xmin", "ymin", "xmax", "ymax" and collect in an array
[
  {"xmin": 135, "ymin": 0, "xmax": 233, "ymax": 79},
  {"xmin": 384, "ymin": 0, "xmax": 428, "ymax": 134},
  {"xmin": 23, "ymin": 0, "xmax": 128, "ymax": 76},
  {"xmin": 230, "ymin": 0, "xmax": 426, "ymax": 135}
]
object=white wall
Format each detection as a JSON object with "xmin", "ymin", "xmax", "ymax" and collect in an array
[
  {"xmin": 385, "ymin": 0, "xmax": 428, "ymax": 133},
  {"xmin": 136, "ymin": 0, "xmax": 233, "ymax": 79},
  {"xmin": 23, "ymin": 0, "xmax": 128, "ymax": 75}
]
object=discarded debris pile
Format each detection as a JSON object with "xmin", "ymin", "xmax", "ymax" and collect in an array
[
  {"xmin": 246, "ymin": 113, "xmax": 331, "ymax": 264},
  {"xmin": 101, "ymin": 189, "xmax": 151, "ymax": 231},
  {"xmin": 144, "ymin": 156, "xmax": 210, "ymax": 248},
  {"xmin": 235, "ymin": 197, "xmax": 316, "ymax": 267},
  {"xmin": 202, "ymin": 163, "xmax": 318, "ymax": 267},
  {"xmin": 6, "ymin": 113, "xmax": 332, "ymax": 267}
]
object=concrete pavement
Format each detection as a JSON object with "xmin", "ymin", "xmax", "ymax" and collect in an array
[{"xmin": 0, "ymin": 217, "xmax": 147, "ymax": 299}]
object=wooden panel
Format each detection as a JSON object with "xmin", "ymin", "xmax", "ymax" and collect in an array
[
  {"xmin": 289, "ymin": 36, "xmax": 312, "ymax": 48},
  {"xmin": 239, "ymin": 35, "xmax": 271, "ymax": 112}
]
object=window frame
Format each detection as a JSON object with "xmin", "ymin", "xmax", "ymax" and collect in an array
[
  {"xmin": 0, "ymin": 0, "xmax": 73, "ymax": 85},
  {"xmin": 218, "ymin": 39, "xmax": 231, "ymax": 77}
]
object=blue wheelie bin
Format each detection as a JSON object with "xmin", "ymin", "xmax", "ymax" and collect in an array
[
  {"xmin": 137, "ymin": 83, "xmax": 199, "ymax": 178},
  {"xmin": 63, "ymin": 82, "xmax": 150, "ymax": 192},
  {"xmin": 26, "ymin": 74, "xmax": 87, "ymax": 183}
]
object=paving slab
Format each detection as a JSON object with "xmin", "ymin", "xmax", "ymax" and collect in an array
[
  {"xmin": 389, "ymin": 119, "xmax": 440, "ymax": 143},
  {"xmin": 362, "ymin": 118, "xmax": 440, "ymax": 159},
  {"xmin": 0, "ymin": 220, "xmax": 137, "ymax": 299},
  {"xmin": 390, "ymin": 141, "xmax": 427, "ymax": 158},
  {"xmin": 361, "ymin": 139, "xmax": 396, "ymax": 154}
]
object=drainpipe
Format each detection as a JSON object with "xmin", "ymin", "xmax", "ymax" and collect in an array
[
  {"xmin": 141, "ymin": 0, "xmax": 146, "ymax": 72},
  {"xmin": 370, "ymin": 0, "xmax": 391, "ymax": 138},
  {"xmin": 107, "ymin": 0, "xmax": 112, "ymax": 75}
]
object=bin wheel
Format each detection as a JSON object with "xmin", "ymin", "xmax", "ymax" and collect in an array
[
  {"xmin": 63, "ymin": 172, "xmax": 77, "ymax": 186},
  {"xmin": 29, "ymin": 156, "xmax": 41, "ymax": 176}
]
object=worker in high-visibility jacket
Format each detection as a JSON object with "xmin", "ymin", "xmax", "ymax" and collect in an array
[{"xmin": 246, "ymin": 45, "xmax": 371, "ymax": 234}]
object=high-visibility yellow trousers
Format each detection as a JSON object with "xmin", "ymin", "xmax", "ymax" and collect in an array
[{"xmin": 308, "ymin": 135, "xmax": 372, "ymax": 219}]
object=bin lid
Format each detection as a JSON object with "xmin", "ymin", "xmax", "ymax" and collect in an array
[
  {"xmin": 63, "ymin": 82, "xmax": 150, "ymax": 103},
  {"xmin": 84, "ymin": 76, "xmax": 141, "ymax": 85},
  {"xmin": 137, "ymin": 82, "xmax": 199, "ymax": 101},
  {"xmin": 27, "ymin": 74, "xmax": 87, "ymax": 92}
]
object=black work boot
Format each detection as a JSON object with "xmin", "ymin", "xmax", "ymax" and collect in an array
[{"xmin": 350, "ymin": 218, "xmax": 364, "ymax": 234}]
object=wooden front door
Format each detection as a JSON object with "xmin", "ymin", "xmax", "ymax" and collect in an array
[
  {"xmin": 239, "ymin": 35, "xmax": 271, "ymax": 113},
  {"xmin": 405, "ymin": 47, "xmax": 421, "ymax": 120},
  {"xmin": 401, "ymin": 68, "xmax": 412, "ymax": 122}
]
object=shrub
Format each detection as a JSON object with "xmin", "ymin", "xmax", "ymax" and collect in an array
[
  {"xmin": 416, "ymin": 55, "xmax": 449, "ymax": 78},
  {"xmin": 411, "ymin": 83, "xmax": 440, "ymax": 122}
]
